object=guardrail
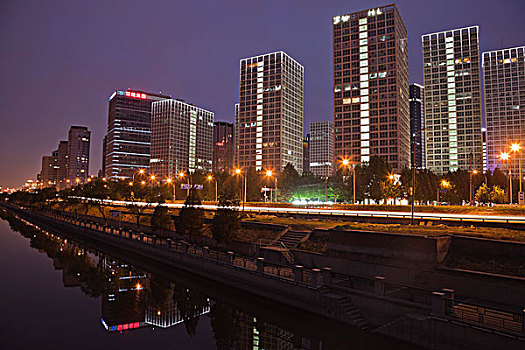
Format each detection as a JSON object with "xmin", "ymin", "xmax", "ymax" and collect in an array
[{"xmin": 444, "ymin": 298, "xmax": 524, "ymax": 335}]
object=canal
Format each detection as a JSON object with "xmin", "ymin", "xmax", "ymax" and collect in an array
[{"xmin": 0, "ymin": 209, "xmax": 420, "ymax": 349}]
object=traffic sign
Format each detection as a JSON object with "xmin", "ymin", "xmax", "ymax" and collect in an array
[{"xmin": 181, "ymin": 184, "xmax": 191, "ymax": 190}]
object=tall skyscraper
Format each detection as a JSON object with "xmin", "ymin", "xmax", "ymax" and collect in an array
[
  {"xmin": 213, "ymin": 121, "xmax": 235, "ymax": 173},
  {"xmin": 333, "ymin": 4, "xmax": 410, "ymax": 173},
  {"xmin": 57, "ymin": 140, "xmax": 69, "ymax": 190},
  {"xmin": 483, "ymin": 46, "xmax": 525, "ymax": 175},
  {"xmin": 409, "ymin": 84, "xmax": 425, "ymax": 169},
  {"xmin": 104, "ymin": 90, "xmax": 170, "ymax": 179},
  {"xmin": 302, "ymin": 134, "xmax": 310, "ymax": 174},
  {"xmin": 422, "ymin": 26, "xmax": 483, "ymax": 174},
  {"xmin": 237, "ymin": 51, "xmax": 304, "ymax": 173},
  {"xmin": 309, "ymin": 121, "xmax": 334, "ymax": 176},
  {"xmin": 234, "ymin": 103, "xmax": 239, "ymax": 168},
  {"xmin": 66, "ymin": 126, "xmax": 90, "ymax": 184},
  {"xmin": 150, "ymin": 99, "xmax": 214, "ymax": 178}
]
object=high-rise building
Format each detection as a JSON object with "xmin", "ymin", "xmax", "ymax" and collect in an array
[
  {"xmin": 39, "ymin": 150, "xmax": 59, "ymax": 187},
  {"xmin": 333, "ymin": 4, "xmax": 410, "ymax": 172},
  {"xmin": 237, "ymin": 51, "xmax": 304, "ymax": 173},
  {"xmin": 56, "ymin": 140, "xmax": 69, "ymax": 190},
  {"xmin": 309, "ymin": 121, "xmax": 334, "ymax": 176},
  {"xmin": 213, "ymin": 121, "xmax": 235, "ymax": 173},
  {"xmin": 302, "ymin": 134, "xmax": 310, "ymax": 174},
  {"xmin": 104, "ymin": 90, "xmax": 170, "ymax": 179},
  {"xmin": 150, "ymin": 99, "xmax": 214, "ymax": 178},
  {"xmin": 409, "ymin": 84, "xmax": 425, "ymax": 169},
  {"xmin": 66, "ymin": 126, "xmax": 91, "ymax": 184},
  {"xmin": 422, "ymin": 26, "xmax": 483, "ymax": 174},
  {"xmin": 234, "ymin": 103, "xmax": 239, "ymax": 168},
  {"xmin": 483, "ymin": 46, "xmax": 525, "ymax": 175}
]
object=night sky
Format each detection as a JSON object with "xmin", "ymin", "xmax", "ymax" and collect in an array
[{"xmin": 1, "ymin": 0, "xmax": 523, "ymax": 188}]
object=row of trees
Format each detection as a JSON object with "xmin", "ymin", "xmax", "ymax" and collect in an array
[{"xmin": 3, "ymin": 155, "xmax": 520, "ymax": 207}]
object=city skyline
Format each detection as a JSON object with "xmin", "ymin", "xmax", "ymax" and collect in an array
[{"xmin": 1, "ymin": 0, "xmax": 524, "ymax": 187}]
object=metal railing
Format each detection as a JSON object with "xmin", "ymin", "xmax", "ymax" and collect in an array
[{"xmin": 445, "ymin": 298, "xmax": 524, "ymax": 335}]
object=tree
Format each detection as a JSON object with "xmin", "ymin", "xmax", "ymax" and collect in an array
[
  {"xmin": 211, "ymin": 199, "xmax": 241, "ymax": 244},
  {"xmin": 490, "ymin": 185, "xmax": 506, "ymax": 204},
  {"xmin": 278, "ymin": 163, "xmax": 301, "ymax": 198},
  {"xmin": 151, "ymin": 205, "xmax": 173, "ymax": 236},
  {"xmin": 475, "ymin": 183, "xmax": 491, "ymax": 204},
  {"xmin": 176, "ymin": 188, "xmax": 204, "ymax": 236}
]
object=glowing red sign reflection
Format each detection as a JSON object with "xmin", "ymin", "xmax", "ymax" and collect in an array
[{"xmin": 125, "ymin": 91, "xmax": 147, "ymax": 99}]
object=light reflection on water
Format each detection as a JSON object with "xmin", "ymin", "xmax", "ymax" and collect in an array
[{"xmin": 0, "ymin": 209, "xmax": 415, "ymax": 349}]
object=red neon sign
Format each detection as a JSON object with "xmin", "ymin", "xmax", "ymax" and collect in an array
[{"xmin": 125, "ymin": 91, "xmax": 147, "ymax": 99}]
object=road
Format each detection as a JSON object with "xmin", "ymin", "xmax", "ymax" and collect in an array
[{"xmin": 96, "ymin": 198, "xmax": 525, "ymax": 225}]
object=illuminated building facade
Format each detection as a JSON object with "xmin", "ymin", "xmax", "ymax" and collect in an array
[
  {"xmin": 150, "ymin": 99, "xmax": 214, "ymax": 177},
  {"xmin": 309, "ymin": 121, "xmax": 334, "ymax": 176},
  {"xmin": 39, "ymin": 150, "xmax": 59, "ymax": 187},
  {"xmin": 104, "ymin": 90, "xmax": 170, "ymax": 179},
  {"xmin": 237, "ymin": 51, "xmax": 304, "ymax": 173},
  {"xmin": 409, "ymin": 84, "xmax": 425, "ymax": 169},
  {"xmin": 66, "ymin": 126, "xmax": 91, "ymax": 184},
  {"xmin": 213, "ymin": 121, "xmax": 235, "ymax": 173},
  {"xmin": 333, "ymin": 4, "xmax": 410, "ymax": 172},
  {"xmin": 422, "ymin": 26, "xmax": 483, "ymax": 174},
  {"xmin": 483, "ymin": 46, "xmax": 525, "ymax": 175},
  {"xmin": 56, "ymin": 140, "xmax": 69, "ymax": 190}
]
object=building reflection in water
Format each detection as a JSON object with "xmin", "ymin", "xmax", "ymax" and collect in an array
[{"xmin": 2, "ymin": 209, "xmax": 362, "ymax": 350}]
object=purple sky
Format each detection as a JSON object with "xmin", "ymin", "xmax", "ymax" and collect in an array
[{"xmin": 1, "ymin": 0, "xmax": 524, "ymax": 188}]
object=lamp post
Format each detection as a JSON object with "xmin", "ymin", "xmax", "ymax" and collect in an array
[
  {"xmin": 438, "ymin": 179, "xmax": 450, "ymax": 204},
  {"xmin": 130, "ymin": 169, "xmax": 145, "ymax": 199},
  {"xmin": 470, "ymin": 169, "xmax": 478, "ymax": 205},
  {"xmin": 500, "ymin": 152, "xmax": 511, "ymax": 204},
  {"xmin": 341, "ymin": 159, "xmax": 355, "ymax": 205},
  {"xmin": 511, "ymin": 143, "xmax": 522, "ymax": 195},
  {"xmin": 207, "ymin": 175, "xmax": 217, "ymax": 203},
  {"xmin": 166, "ymin": 178, "xmax": 175, "ymax": 201},
  {"xmin": 265, "ymin": 170, "xmax": 278, "ymax": 203},
  {"xmin": 235, "ymin": 168, "xmax": 246, "ymax": 212}
]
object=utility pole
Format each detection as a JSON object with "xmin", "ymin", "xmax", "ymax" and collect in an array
[{"xmin": 469, "ymin": 153, "xmax": 473, "ymax": 205}]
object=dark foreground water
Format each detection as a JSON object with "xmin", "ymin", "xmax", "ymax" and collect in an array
[{"xmin": 0, "ymin": 210, "xmax": 416, "ymax": 349}]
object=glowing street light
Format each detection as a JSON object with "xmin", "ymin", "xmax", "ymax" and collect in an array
[
  {"xmin": 265, "ymin": 170, "xmax": 278, "ymax": 203},
  {"xmin": 207, "ymin": 175, "xmax": 217, "ymax": 202},
  {"xmin": 500, "ymin": 152, "xmax": 512, "ymax": 204},
  {"xmin": 510, "ymin": 143, "xmax": 522, "ymax": 195},
  {"xmin": 235, "ymin": 168, "xmax": 246, "ymax": 211},
  {"xmin": 340, "ymin": 158, "xmax": 356, "ymax": 205}
]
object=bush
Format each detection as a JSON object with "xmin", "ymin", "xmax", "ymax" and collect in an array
[
  {"xmin": 176, "ymin": 189, "xmax": 204, "ymax": 235},
  {"xmin": 211, "ymin": 199, "xmax": 241, "ymax": 244}
]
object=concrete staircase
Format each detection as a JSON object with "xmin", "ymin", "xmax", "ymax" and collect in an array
[
  {"xmin": 277, "ymin": 230, "xmax": 310, "ymax": 249},
  {"xmin": 319, "ymin": 288, "xmax": 369, "ymax": 329}
]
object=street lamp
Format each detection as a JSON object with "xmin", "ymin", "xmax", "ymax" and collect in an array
[
  {"xmin": 341, "ymin": 158, "xmax": 355, "ymax": 205},
  {"xmin": 235, "ymin": 168, "xmax": 246, "ymax": 212},
  {"xmin": 500, "ymin": 152, "xmax": 511, "ymax": 204},
  {"xmin": 166, "ymin": 178, "xmax": 175, "ymax": 200},
  {"xmin": 265, "ymin": 170, "xmax": 278, "ymax": 203},
  {"xmin": 470, "ymin": 169, "xmax": 478, "ymax": 205},
  {"xmin": 207, "ymin": 175, "xmax": 217, "ymax": 203},
  {"xmin": 437, "ymin": 179, "xmax": 450, "ymax": 204},
  {"xmin": 510, "ymin": 143, "xmax": 522, "ymax": 195}
]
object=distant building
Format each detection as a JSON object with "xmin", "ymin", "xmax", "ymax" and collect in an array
[
  {"xmin": 237, "ymin": 51, "xmax": 304, "ymax": 173},
  {"xmin": 302, "ymin": 134, "xmax": 310, "ymax": 174},
  {"xmin": 104, "ymin": 90, "xmax": 170, "ymax": 179},
  {"xmin": 66, "ymin": 126, "xmax": 91, "ymax": 185},
  {"xmin": 213, "ymin": 121, "xmax": 235, "ymax": 173},
  {"xmin": 150, "ymin": 99, "xmax": 214, "ymax": 178},
  {"xmin": 422, "ymin": 26, "xmax": 483, "ymax": 174},
  {"xmin": 333, "ymin": 4, "xmax": 410, "ymax": 172},
  {"xmin": 234, "ymin": 103, "xmax": 239, "ymax": 168},
  {"xmin": 56, "ymin": 140, "xmax": 68, "ymax": 190},
  {"xmin": 39, "ymin": 150, "xmax": 59, "ymax": 187},
  {"xmin": 309, "ymin": 121, "xmax": 334, "ymax": 177},
  {"xmin": 483, "ymin": 46, "xmax": 525, "ymax": 175},
  {"xmin": 409, "ymin": 84, "xmax": 425, "ymax": 169}
]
